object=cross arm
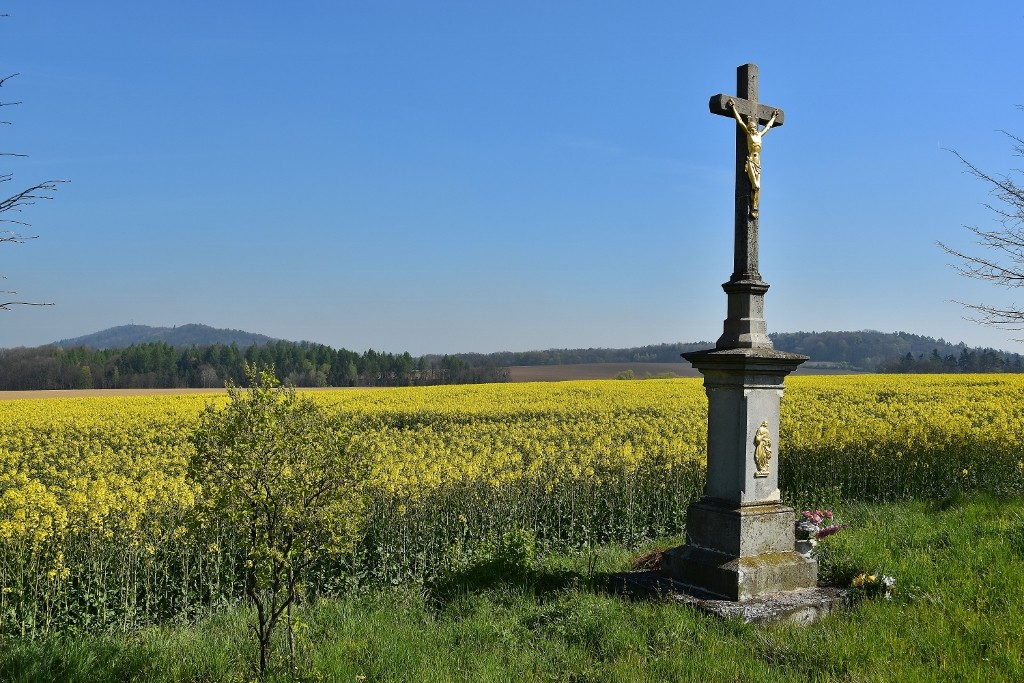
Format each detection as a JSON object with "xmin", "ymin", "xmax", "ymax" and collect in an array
[{"xmin": 709, "ymin": 94, "xmax": 784, "ymax": 127}]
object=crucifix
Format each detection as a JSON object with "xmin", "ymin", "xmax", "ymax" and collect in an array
[
  {"xmin": 707, "ymin": 63, "xmax": 785, "ymax": 350},
  {"xmin": 616, "ymin": 63, "xmax": 833, "ymax": 614},
  {"xmin": 655, "ymin": 64, "xmax": 815, "ymax": 605},
  {"xmin": 709, "ymin": 63, "xmax": 784, "ymax": 285}
]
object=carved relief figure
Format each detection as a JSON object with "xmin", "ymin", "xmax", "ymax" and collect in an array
[
  {"xmin": 753, "ymin": 420, "xmax": 772, "ymax": 477},
  {"xmin": 727, "ymin": 99, "xmax": 779, "ymax": 218}
]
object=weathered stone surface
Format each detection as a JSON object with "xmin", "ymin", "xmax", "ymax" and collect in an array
[
  {"xmin": 714, "ymin": 65, "xmax": 784, "ymax": 281},
  {"xmin": 611, "ymin": 571, "xmax": 846, "ymax": 625},
  {"xmin": 683, "ymin": 347, "xmax": 809, "ymax": 366},
  {"xmin": 661, "ymin": 545, "xmax": 817, "ymax": 602},
  {"xmin": 708, "ymin": 94, "xmax": 785, "ymax": 127},
  {"xmin": 681, "ymin": 350, "xmax": 805, "ymax": 507},
  {"xmin": 667, "ymin": 348, "xmax": 814, "ymax": 600},
  {"xmin": 706, "ymin": 64, "xmax": 789, "ymax": 348},
  {"xmin": 716, "ymin": 278, "xmax": 772, "ymax": 349},
  {"xmin": 682, "ymin": 502, "xmax": 798, "ymax": 556},
  {"xmin": 661, "ymin": 501, "xmax": 818, "ymax": 603}
]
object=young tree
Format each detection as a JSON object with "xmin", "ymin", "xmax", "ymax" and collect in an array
[
  {"xmin": 938, "ymin": 122, "xmax": 1024, "ymax": 338},
  {"xmin": 191, "ymin": 366, "xmax": 366, "ymax": 677}
]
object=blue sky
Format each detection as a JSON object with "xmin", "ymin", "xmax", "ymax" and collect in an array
[{"xmin": 2, "ymin": 1, "xmax": 1023, "ymax": 355}]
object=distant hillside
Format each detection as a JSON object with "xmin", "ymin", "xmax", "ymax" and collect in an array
[
  {"xmin": 0, "ymin": 337, "xmax": 505, "ymax": 391},
  {"xmin": 469, "ymin": 330, "xmax": 1023, "ymax": 373},
  {"xmin": 453, "ymin": 342, "xmax": 714, "ymax": 367},
  {"xmin": 43, "ymin": 326, "xmax": 1024, "ymax": 374},
  {"xmin": 768, "ymin": 330, "xmax": 1021, "ymax": 371},
  {"xmin": 55, "ymin": 324, "xmax": 280, "ymax": 350}
]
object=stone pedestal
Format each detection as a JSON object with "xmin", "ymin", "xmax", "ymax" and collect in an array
[
  {"xmin": 660, "ymin": 347, "xmax": 814, "ymax": 601},
  {"xmin": 661, "ymin": 503, "xmax": 816, "ymax": 601},
  {"xmin": 717, "ymin": 279, "xmax": 771, "ymax": 350}
]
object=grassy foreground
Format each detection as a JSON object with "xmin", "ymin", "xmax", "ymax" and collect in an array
[{"xmin": 2, "ymin": 494, "xmax": 1022, "ymax": 682}]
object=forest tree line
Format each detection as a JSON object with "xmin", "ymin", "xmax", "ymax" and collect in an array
[
  {"xmin": 769, "ymin": 330, "xmax": 1024, "ymax": 373},
  {"xmin": 0, "ymin": 330, "xmax": 1020, "ymax": 391},
  {"xmin": 0, "ymin": 341, "xmax": 509, "ymax": 391},
  {"xmin": 875, "ymin": 348, "xmax": 1024, "ymax": 374},
  {"xmin": 470, "ymin": 331, "xmax": 1024, "ymax": 374}
]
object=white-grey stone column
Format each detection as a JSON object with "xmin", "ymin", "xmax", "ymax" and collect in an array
[
  {"xmin": 661, "ymin": 349, "xmax": 814, "ymax": 601},
  {"xmin": 659, "ymin": 64, "xmax": 815, "ymax": 602}
]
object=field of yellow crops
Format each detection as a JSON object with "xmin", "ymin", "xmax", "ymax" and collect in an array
[{"xmin": 1, "ymin": 375, "xmax": 1023, "ymax": 634}]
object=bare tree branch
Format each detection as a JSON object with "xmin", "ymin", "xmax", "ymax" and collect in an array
[
  {"xmin": 948, "ymin": 299, "xmax": 1024, "ymax": 343},
  {"xmin": 0, "ymin": 179, "xmax": 65, "ymax": 226},
  {"xmin": 0, "ymin": 72, "xmax": 21, "ymax": 125},
  {"xmin": 0, "ymin": 232, "xmax": 37, "ymax": 243},
  {"xmin": 0, "ymin": 301, "xmax": 54, "ymax": 310},
  {"xmin": 938, "ymin": 236, "xmax": 1024, "ymax": 286},
  {"xmin": 2, "ymin": 17, "xmax": 58, "ymax": 311},
  {"xmin": 939, "ymin": 126, "xmax": 1024, "ymax": 332},
  {"xmin": 0, "ymin": 276, "xmax": 54, "ymax": 309}
]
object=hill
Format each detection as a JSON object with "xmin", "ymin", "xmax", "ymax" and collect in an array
[
  {"xmin": 55, "ymin": 324, "xmax": 280, "ymax": 350},
  {"xmin": 4, "ymin": 327, "xmax": 1016, "ymax": 393},
  {"xmin": 769, "ymin": 330, "xmax": 1022, "ymax": 372},
  {"xmin": 51, "ymin": 326, "xmax": 1020, "ymax": 370},
  {"xmin": 478, "ymin": 330, "xmax": 1023, "ymax": 373}
]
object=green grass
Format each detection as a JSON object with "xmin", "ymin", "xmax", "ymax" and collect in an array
[{"xmin": 2, "ymin": 494, "xmax": 1023, "ymax": 682}]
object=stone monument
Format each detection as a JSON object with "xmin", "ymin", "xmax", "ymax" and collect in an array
[{"xmin": 658, "ymin": 64, "xmax": 817, "ymax": 602}]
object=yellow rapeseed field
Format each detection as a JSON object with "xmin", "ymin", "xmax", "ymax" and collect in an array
[
  {"xmin": 0, "ymin": 381, "xmax": 707, "ymax": 548},
  {"xmin": 0, "ymin": 374, "xmax": 1022, "ymax": 633}
]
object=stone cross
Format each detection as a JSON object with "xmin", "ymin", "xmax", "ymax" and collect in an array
[
  {"xmin": 709, "ymin": 63, "xmax": 784, "ymax": 283},
  {"xmin": 708, "ymin": 63, "xmax": 784, "ymax": 350},
  {"xmin": 657, "ymin": 64, "xmax": 816, "ymax": 605}
]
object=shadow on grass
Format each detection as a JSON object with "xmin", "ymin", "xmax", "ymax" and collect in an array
[
  {"xmin": 0, "ymin": 634, "xmax": 141, "ymax": 683},
  {"xmin": 424, "ymin": 556, "xmax": 629, "ymax": 611}
]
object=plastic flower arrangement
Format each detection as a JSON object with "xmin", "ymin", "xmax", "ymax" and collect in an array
[
  {"xmin": 850, "ymin": 573, "xmax": 896, "ymax": 600},
  {"xmin": 795, "ymin": 509, "xmax": 846, "ymax": 541}
]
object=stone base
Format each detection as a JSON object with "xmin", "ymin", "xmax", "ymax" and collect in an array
[
  {"xmin": 658, "ymin": 501, "xmax": 817, "ymax": 601},
  {"xmin": 610, "ymin": 571, "xmax": 847, "ymax": 625},
  {"xmin": 661, "ymin": 545, "xmax": 818, "ymax": 602},
  {"xmin": 683, "ymin": 502, "xmax": 797, "ymax": 556}
]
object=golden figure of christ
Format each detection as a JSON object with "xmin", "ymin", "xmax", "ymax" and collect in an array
[
  {"xmin": 708, "ymin": 64, "xmax": 785, "ymax": 230},
  {"xmin": 727, "ymin": 99, "xmax": 779, "ymax": 218}
]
